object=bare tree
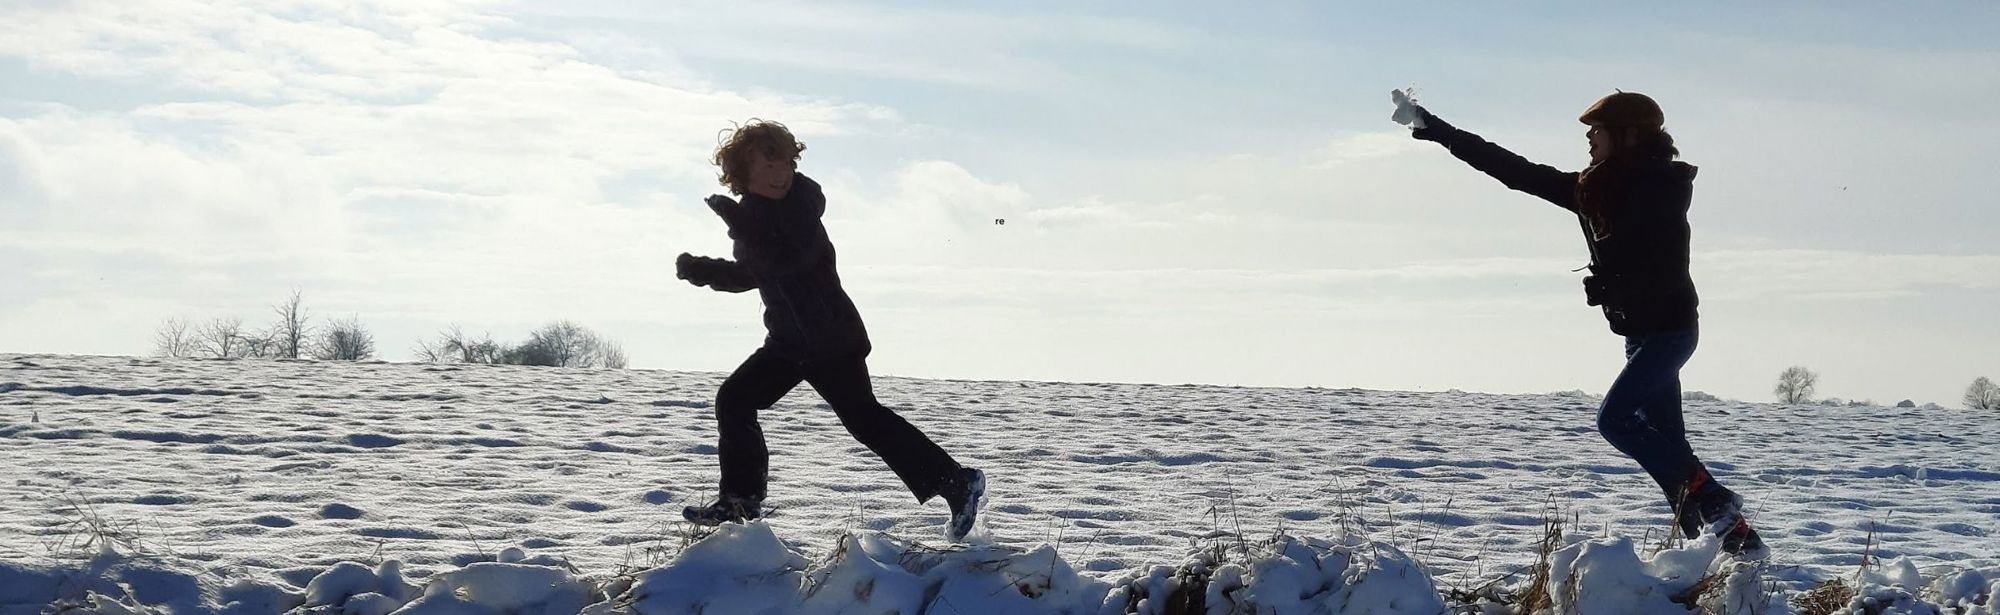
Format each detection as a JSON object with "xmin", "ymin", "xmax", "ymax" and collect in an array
[
  {"xmin": 413, "ymin": 337, "xmax": 449, "ymax": 363},
  {"xmin": 240, "ymin": 331, "xmax": 281, "ymax": 359},
  {"xmin": 1774, "ymin": 366, "xmax": 1818, "ymax": 404},
  {"xmin": 509, "ymin": 321, "xmax": 590, "ymax": 367},
  {"xmin": 1967, "ymin": 377, "xmax": 2000, "ymax": 410},
  {"xmin": 416, "ymin": 326, "xmax": 505, "ymax": 364},
  {"xmin": 315, "ymin": 316, "xmax": 375, "ymax": 361},
  {"xmin": 414, "ymin": 322, "xmax": 625, "ymax": 368},
  {"xmin": 196, "ymin": 317, "xmax": 250, "ymax": 359},
  {"xmin": 270, "ymin": 290, "xmax": 312, "ymax": 359},
  {"xmin": 601, "ymin": 341, "xmax": 629, "ymax": 369},
  {"xmin": 152, "ymin": 317, "xmax": 198, "ymax": 358},
  {"xmin": 499, "ymin": 321, "xmax": 629, "ymax": 368}
]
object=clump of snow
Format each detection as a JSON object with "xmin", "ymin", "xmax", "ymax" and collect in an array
[
  {"xmin": 1929, "ymin": 568, "xmax": 1997, "ymax": 614},
  {"xmin": 901, "ymin": 542, "xmax": 1108, "ymax": 615},
  {"xmin": 286, "ymin": 550, "xmax": 598, "ymax": 615},
  {"xmin": 1545, "ymin": 536, "xmax": 1706, "ymax": 614},
  {"xmin": 0, "ymin": 550, "xmax": 306, "ymax": 615},
  {"xmin": 1452, "ymin": 533, "xmax": 1796, "ymax": 615},
  {"xmin": 390, "ymin": 562, "xmax": 599, "ymax": 615},
  {"xmin": 1390, "ymin": 88, "xmax": 1427, "ymax": 129},
  {"xmin": 798, "ymin": 533, "xmax": 929, "ymax": 613},
  {"xmin": 299, "ymin": 561, "xmax": 415, "ymax": 610},
  {"xmin": 617, "ymin": 521, "xmax": 809, "ymax": 615},
  {"xmin": 1104, "ymin": 531, "xmax": 1444, "ymax": 615},
  {"xmin": 1842, "ymin": 583, "xmax": 1943, "ymax": 615},
  {"xmin": 608, "ymin": 521, "xmax": 1110, "ymax": 615}
]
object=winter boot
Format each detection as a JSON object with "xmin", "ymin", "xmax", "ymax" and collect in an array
[
  {"xmin": 1715, "ymin": 514, "xmax": 1767, "ymax": 557},
  {"xmin": 1689, "ymin": 480, "xmax": 1766, "ymax": 557},
  {"xmin": 1673, "ymin": 467, "xmax": 1732, "ymax": 539},
  {"xmin": 682, "ymin": 494, "xmax": 762, "ymax": 526}
]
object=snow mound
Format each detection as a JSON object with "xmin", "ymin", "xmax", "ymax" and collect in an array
[
  {"xmin": 1103, "ymin": 531, "xmax": 1445, "ymax": 615},
  {"xmin": 285, "ymin": 552, "xmax": 598, "ymax": 615},
  {"xmin": 1928, "ymin": 567, "xmax": 1998, "ymax": 614},
  {"xmin": 0, "ymin": 550, "xmax": 306, "ymax": 615},
  {"xmin": 609, "ymin": 521, "xmax": 1110, "ymax": 615},
  {"xmin": 5, "ymin": 525, "xmax": 1997, "ymax": 615}
]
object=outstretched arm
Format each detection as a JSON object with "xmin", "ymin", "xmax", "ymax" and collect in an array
[
  {"xmin": 676, "ymin": 253, "xmax": 758, "ymax": 293},
  {"xmin": 1413, "ymin": 108, "xmax": 1580, "ymax": 211}
]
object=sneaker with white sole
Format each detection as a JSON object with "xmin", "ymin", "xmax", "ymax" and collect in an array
[{"xmin": 943, "ymin": 468, "xmax": 985, "ymax": 543}]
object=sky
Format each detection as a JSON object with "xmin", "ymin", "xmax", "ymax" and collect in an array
[{"xmin": 1, "ymin": 0, "xmax": 1996, "ymax": 406}]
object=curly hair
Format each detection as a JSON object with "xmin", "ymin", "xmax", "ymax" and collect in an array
[
  {"xmin": 712, "ymin": 120, "xmax": 806, "ymax": 195},
  {"xmin": 1638, "ymin": 127, "xmax": 1679, "ymax": 159}
]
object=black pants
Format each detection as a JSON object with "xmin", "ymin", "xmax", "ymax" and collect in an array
[{"xmin": 714, "ymin": 347, "xmax": 961, "ymax": 503}]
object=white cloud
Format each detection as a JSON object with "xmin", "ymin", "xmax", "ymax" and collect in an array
[
  {"xmin": 0, "ymin": 109, "xmax": 346, "ymax": 257},
  {"xmin": 1697, "ymin": 250, "xmax": 2000, "ymax": 301},
  {"xmin": 0, "ymin": 0, "xmax": 908, "ymax": 358},
  {"xmin": 0, "ymin": 0, "xmax": 901, "ymax": 246},
  {"xmin": 0, "ymin": 118, "xmax": 51, "ymax": 203},
  {"xmin": 509, "ymin": 0, "xmax": 1205, "ymax": 91},
  {"xmin": 1310, "ymin": 130, "xmax": 1432, "ymax": 169}
]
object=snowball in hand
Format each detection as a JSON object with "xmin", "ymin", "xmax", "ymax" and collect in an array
[{"xmin": 1390, "ymin": 88, "xmax": 1426, "ymax": 129}]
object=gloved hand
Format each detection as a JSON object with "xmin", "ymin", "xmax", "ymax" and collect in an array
[
  {"xmin": 704, "ymin": 194, "xmax": 738, "ymax": 213},
  {"xmin": 676, "ymin": 252, "xmax": 724, "ymax": 287},
  {"xmin": 704, "ymin": 194, "xmax": 748, "ymax": 240},
  {"xmin": 678, "ymin": 252, "xmax": 758, "ymax": 293},
  {"xmin": 1409, "ymin": 106, "xmax": 1457, "ymax": 143}
]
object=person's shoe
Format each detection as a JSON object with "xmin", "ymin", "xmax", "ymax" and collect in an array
[
  {"xmin": 682, "ymin": 494, "xmax": 762, "ymax": 526},
  {"xmin": 1672, "ymin": 468, "xmax": 1732, "ymax": 539},
  {"xmin": 1690, "ymin": 486, "xmax": 1767, "ymax": 556},
  {"xmin": 1716, "ymin": 514, "xmax": 1768, "ymax": 557},
  {"xmin": 942, "ymin": 468, "xmax": 986, "ymax": 543},
  {"xmin": 1693, "ymin": 486, "xmax": 1742, "ymax": 529}
]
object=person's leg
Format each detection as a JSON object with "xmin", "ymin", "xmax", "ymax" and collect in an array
[
  {"xmin": 1596, "ymin": 329, "xmax": 1704, "ymax": 503},
  {"xmin": 713, "ymin": 348, "xmax": 805, "ymax": 500},
  {"xmin": 1642, "ymin": 373, "xmax": 1687, "ymax": 440},
  {"xmin": 1636, "ymin": 370, "xmax": 1699, "ymax": 532},
  {"xmin": 802, "ymin": 355, "xmax": 965, "ymax": 503}
]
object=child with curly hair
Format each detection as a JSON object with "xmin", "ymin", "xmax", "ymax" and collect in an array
[{"xmin": 675, "ymin": 120, "xmax": 987, "ymax": 542}]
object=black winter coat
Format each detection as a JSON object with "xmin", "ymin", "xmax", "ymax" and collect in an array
[
  {"xmin": 1429, "ymin": 127, "xmax": 1700, "ymax": 336},
  {"xmin": 701, "ymin": 174, "xmax": 871, "ymax": 362}
]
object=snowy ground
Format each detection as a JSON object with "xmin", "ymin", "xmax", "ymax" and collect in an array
[{"xmin": 3, "ymin": 353, "xmax": 1997, "ymax": 613}]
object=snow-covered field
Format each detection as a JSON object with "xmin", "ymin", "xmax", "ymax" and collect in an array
[{"xmin": 3, "ymin": 353, "xmax": 1996, "ymax": 614}]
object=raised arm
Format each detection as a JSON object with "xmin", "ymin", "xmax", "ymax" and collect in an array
[{"xmin": 1413, "ymin": 108, "xmax": 1580, "ymax": 211}]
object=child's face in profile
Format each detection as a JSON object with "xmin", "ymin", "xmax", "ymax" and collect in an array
[{"xmin": 744, "ymin": 150, "xmax": 797, "ymax": 199}]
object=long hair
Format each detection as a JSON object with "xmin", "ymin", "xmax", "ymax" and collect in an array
[
  {"xmin": 712, "ymin": 120, "xmax": 806, "ymax": 196},
  {"xmin": 1630, "ymin": 126, "xmax": 1679, "ymax": 159},
  {"xmin": 1576, "ymin": 126, "xmax": 1679, "ymax": 240}
]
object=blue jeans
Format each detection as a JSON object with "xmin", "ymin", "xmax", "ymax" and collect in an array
[{"xmin": 1597, "ymin": 327, "xmax": 1706, "ymax": 500}]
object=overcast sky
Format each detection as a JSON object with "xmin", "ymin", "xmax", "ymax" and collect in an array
[{"xmin": 3, "ymin": 1, "xmax": 1995, "ymax": 406}]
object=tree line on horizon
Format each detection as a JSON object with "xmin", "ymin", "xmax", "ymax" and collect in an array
[{"xmin": 152, "ymin": 291, "xmax": 627, "ymax": 369}]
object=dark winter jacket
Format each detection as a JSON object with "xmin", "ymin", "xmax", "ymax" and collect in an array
[
  {"xmin": 694, "ymin": 174, "xmax": 871, "ymax": 362},
  {"xmin": 1421, "ymin": 122, "xmax": 1699, "ymax": 336}
]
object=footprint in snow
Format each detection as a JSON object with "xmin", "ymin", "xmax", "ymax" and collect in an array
[{"xmin": 318, "ymin": 502, "xmax": 365, "ymax": 519}]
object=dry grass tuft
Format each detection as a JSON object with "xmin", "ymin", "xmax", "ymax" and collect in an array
[{"xmin": 1792, "ymin": 579, "xmax": 1856, "ymax": 615}]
